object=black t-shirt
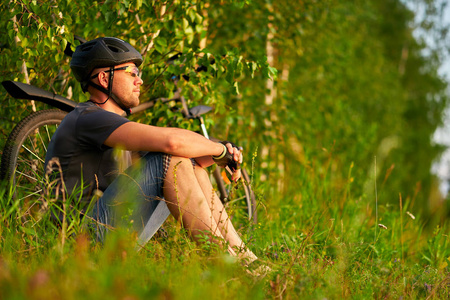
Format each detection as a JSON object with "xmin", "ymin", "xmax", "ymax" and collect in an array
[{"xmin": 44, "ymin": 101, "xmax": 130, "ymax": 206}]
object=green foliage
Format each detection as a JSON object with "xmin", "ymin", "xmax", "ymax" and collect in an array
[{"xmin": 203, "ymin": 0, "xmax": 448, "ymax": 220}]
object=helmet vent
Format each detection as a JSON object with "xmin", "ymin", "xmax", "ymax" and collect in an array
[
  {"xmin": 108, "ymin": 45, "xmax": 126, "ymax": 53},
  {"xmin": 80, "ymin": 44, "xmax": 94, "ymax": 52}
]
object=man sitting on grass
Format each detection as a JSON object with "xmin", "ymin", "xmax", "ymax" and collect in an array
[{"xmin": 44, "ymin": 37, "xmax": 258, "ymax": 266}]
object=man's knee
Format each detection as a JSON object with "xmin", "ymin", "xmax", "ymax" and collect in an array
[{"xmin": 168, "ymin": 156, "xmax": 197, "ymax": 171}]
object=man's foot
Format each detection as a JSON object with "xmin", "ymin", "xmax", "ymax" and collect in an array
[{"xmin": 244, "ymin": 259, "xmax": 272, "ymax": 277}]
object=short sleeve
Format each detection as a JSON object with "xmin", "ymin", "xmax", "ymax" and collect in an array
[{"xmin": 76, "ymin": 107, "xmax": 130, "ymax": 150}]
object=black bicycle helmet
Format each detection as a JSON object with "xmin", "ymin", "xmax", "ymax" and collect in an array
[
  {"xmin": 70, "ymin": 37, "xmax": 143, "ymax": 115},
  {"xmin": 70, "ymin": 37, "xmax": 143, "ymax": 85}
]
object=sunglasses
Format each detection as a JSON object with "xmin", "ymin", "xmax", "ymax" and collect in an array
[{"xmin": 91, "ymin": 65, "xmax": 141, "ymax": 79}]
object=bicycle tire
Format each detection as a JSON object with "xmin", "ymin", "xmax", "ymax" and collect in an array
[
  {"xmin": 0, "ymin": 109, "xmax": 67, "ymax": 201},
  {"xmin": 212, "ymin": 167, "xmax": 258, "ymax": 225}
]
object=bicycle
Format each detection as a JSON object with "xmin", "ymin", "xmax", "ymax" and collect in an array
[{"xmin": 0, "ymin": 74, "xmax": 258, "ymax": 225}]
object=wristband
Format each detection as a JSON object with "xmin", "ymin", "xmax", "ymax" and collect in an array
[{"xmin": 212, "ymin": 143, "xmax": 227, "ymax": 159}]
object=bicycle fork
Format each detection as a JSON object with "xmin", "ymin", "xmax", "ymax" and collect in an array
[{"xmin": 198, "ymin": 116, "xmax": 210, "ymax": 139}]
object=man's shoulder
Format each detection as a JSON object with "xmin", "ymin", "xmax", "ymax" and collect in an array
[
  {"xmin": 73, "ymin": 102, "xmax": 129, "ymax": 131},
  {"xmin": 74, "ymin": 102, "xmax": 126, "ymax": 120},
  {"xmin": 76, "ymin": 101, "xmax": 107, "ymax": 114}
]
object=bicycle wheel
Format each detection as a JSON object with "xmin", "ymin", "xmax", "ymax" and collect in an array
[
  {"xmin": 0, "ymin": 109, "xmax": 67, "ymax": 201},
  {"xmin": 212, "ymin": 166, "xmax": 257, "ymax": 225}
]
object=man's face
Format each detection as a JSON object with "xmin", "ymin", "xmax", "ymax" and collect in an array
[{"xmin": 111, "ymin": 62, "xmax": 143, "ymax": 108}]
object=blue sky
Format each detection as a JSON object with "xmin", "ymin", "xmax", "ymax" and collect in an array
[{"xmin": 404, "ymin": 0, "xmax": 450, "ymax": 195}]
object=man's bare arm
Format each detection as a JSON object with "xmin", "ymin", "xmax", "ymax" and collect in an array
[{"xmin": 104, "ymin": 122, "xmax": 224, "ymax": 158}]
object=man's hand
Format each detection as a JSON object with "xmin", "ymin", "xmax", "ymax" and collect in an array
[
  {"xmin": 213, "ymin": 141, "xmax": 243, "ymax": 181},
  {"xmin": 225, "ymin": 142, "xmax": 243, "ymax": 182}
]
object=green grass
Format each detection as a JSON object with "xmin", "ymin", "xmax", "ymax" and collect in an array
[{"xmin": 0, "ymin": 162, "xmax": 449, "ymax": 300}]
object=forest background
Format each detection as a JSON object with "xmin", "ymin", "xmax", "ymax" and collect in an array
[{"xmin": 0, "ymin": 0, "xmax": 450, "ymax": 298}]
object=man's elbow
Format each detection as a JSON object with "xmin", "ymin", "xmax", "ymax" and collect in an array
[{"xmin": 163, "ymin": 136, "xmax": 183, "ymax": 154}]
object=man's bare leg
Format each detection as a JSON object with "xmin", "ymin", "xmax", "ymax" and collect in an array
[
  {"xmin": 163, "ymin": 156, "xmax": 256, "ymax": 261},
  {"xmin": 192, "ymin": 164, "xmax": 258, "ymax": 264},
  {"xmin": 163, "ymin": 157, "xmax": 227, "ymax": 243}
]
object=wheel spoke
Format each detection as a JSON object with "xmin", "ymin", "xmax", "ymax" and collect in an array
[
  {"xmin": 18, "ymin": 189, "xmax": 43, "ymax": 201},
  {"xmin": 224, "ymin": 196, "xmax": 247, "ymax": 204},
  {"xmin": 15, "ymin": 169, "xmax": 39, "ymax": 182},
  {"xmin": 20, "ymin": 144, "xmax": 45, "ymax": 163}
]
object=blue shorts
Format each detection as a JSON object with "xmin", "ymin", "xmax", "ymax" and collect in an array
[{"xmin": 91, "ymin": 152, "xmax": 171, "ymax": 246}]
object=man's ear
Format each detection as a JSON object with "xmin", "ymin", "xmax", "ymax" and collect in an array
[{"xmin": 97, "ymin": 71, "xmax": 109, "ymax": 89}]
